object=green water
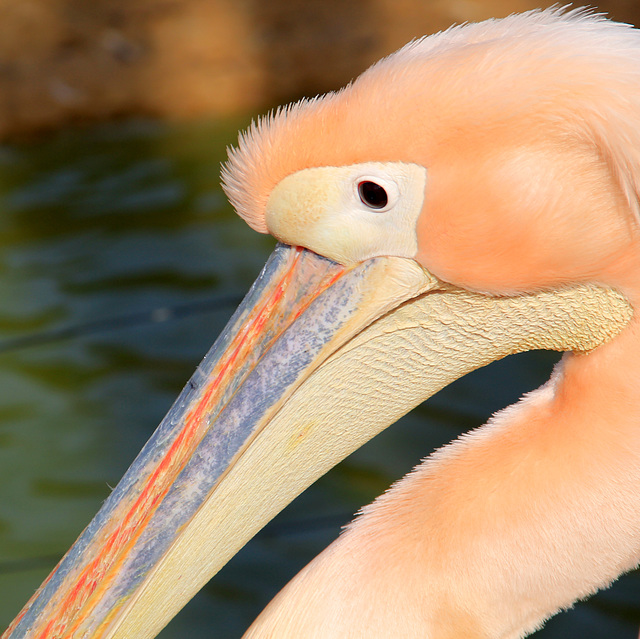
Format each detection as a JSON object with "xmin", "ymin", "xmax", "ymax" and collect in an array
[{"xmin": 0, "ymin": 119, "xmax": 637, "ymax": 638}]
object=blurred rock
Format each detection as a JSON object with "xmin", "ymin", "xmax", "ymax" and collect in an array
[{"xmin": 0, "ymin": 0, "xmax": 637, "ymax": 139}]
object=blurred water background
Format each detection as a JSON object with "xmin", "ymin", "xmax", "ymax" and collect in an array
[{"xmin": 0, "ymin": 118, "xmax": 637, "ymax": 638}]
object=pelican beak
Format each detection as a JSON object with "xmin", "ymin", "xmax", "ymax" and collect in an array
[
  {"xmin": 4, "ymin": 244, "xmax": 436, "ymax": 639},
  {"xmin": 4, "ymin": 244, "xmax": 630, "ymax": 639}
]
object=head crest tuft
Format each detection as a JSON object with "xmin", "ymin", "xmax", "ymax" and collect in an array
[{"xmin": 222, "ymin": 7, "xmax": 640, "ymax": 233}]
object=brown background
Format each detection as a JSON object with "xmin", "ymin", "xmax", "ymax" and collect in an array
[{"xmin": 0, "ymin": 0, "xmax": 638, "ymax": 140}]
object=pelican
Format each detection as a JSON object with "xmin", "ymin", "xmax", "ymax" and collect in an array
[{"xmin": 4, "ymin": 7, "xmax": 640, "ymax": 638}]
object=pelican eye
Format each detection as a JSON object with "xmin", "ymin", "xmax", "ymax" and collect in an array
[{"xmin": 358, "ymin": 181, "xmax": 388, "ymax": 209}]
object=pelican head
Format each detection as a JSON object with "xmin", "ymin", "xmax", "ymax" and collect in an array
[{"xmin": 5, "ymin": 8, "xmax": 640, "ymax": 639}]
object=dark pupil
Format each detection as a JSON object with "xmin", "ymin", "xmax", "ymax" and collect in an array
[{"xmin": 358, "ymin": 181, "xmax": 388, "ymax": 209}]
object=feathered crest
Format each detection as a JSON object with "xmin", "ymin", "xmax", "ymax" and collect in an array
[{"xmin": 222, "ymin": 7, "xmax": 640, "ymax": 233}]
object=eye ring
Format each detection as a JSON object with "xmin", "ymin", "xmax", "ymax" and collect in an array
[{"xmin": 358, "ymin": 180, "xmax": 388, "ymax": 209}]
